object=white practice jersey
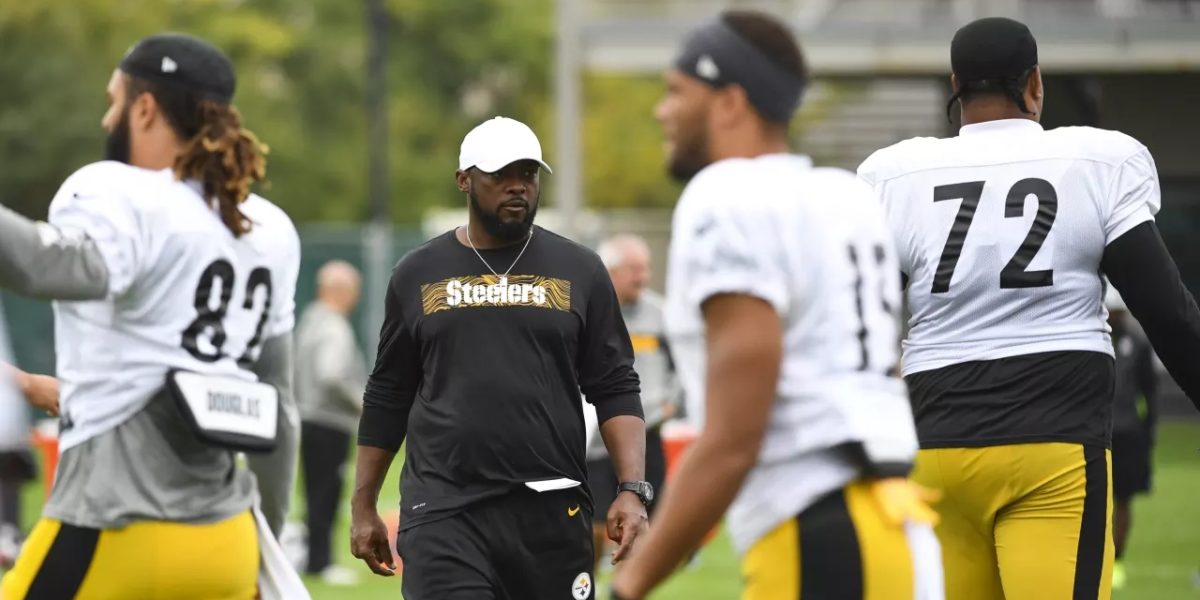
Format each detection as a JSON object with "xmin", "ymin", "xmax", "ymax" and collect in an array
[
  {"xmin": 858, "ymin": 119, "xmax": 1160, "ymax": 376},
  {"xmin": 665, "ymin": 154, "xmax": 917, "ymax": 553},
  {"xmin": 48, "ymin": 161, "xmax": 301, "ymax": 451}
]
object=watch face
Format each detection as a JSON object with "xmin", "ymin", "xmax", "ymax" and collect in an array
[
  {"xmin": 622, "ymin": 481, "xmax": 653, "ymax": 505},
  {"xmin": 640, "ymin": 482, "xmax": 654, "ymax": 503}
]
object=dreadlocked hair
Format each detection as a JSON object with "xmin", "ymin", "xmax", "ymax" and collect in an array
[
  {"xmin": 945, "ymin": 66, "xmax": 1036, "ymax": 122},
  {"xmin": 128, "ymin": 77, "xmax": 268, "ymax": 237}
]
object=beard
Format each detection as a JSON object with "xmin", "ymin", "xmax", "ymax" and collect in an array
[
  {"xmin": 667, "ymin": 124, "xmax": 712, "ymax": 183},
  {"xmin": 104, "ymin": 110, "xmax": 132, "ymax": 164},
  {"xmin": 469, "ymin": 188, "xmax": 538, "ymax": 243}
]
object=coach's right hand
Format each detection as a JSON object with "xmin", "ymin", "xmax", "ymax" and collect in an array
[{"xmin": 350, "ymin": 508, "xmax": 396, "ymax": 576}]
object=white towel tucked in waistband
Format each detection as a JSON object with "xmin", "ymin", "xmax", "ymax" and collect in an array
[{"xmin": 254, "ymin": 503, "xmax": 311, "ymax": 600}]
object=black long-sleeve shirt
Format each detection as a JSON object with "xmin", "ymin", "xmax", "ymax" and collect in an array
[{"xmin": 359, "ymin": 227, "xmax": 642, "ymax": 528}]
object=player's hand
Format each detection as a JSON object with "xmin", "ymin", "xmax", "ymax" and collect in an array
[
  {"xmin": 868, "ymin": 477, "xmax": 940, "ymax": 527},
  {"xmin": 350, "ymin": 508, "xmax": 396, "ymax": 577},
  {"xmin": 661, "ymin": 400, "xmax": 677, "ymax": 421},
  {"xmin": 17, "ymin": 372, "xmax": 59, "ymax": 417},
  {"xmin": 607, "ymin": 491, "xmax": 649, "ymax": 564}
]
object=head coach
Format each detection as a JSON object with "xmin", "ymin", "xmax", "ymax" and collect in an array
[{"xmin": 350, "ymin": 116, "xmax": 650, "ymax": 600}]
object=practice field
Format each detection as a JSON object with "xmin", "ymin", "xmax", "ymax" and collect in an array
[{"xmin": 8, "ymin": 421, "xmax": 1200, "ymax": 599}]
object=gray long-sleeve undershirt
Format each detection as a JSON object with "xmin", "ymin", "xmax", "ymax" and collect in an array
[
  {"xmin": 0, "ymin": 204, "xmax": 109, "ymax": 300},
  {"xmin": 246, "ymin": 333, "xmax": 300, "ymax": 537}
]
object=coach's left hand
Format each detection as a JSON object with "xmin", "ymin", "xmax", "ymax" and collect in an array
[{"xmin": 607, "ymin": 491, "xmax": 648, "ymax": 564}]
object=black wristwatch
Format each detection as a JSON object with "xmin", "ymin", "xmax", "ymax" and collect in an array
[{"xmin": 616, "ymin": 480, "xmax": 654, "ymax": 506}]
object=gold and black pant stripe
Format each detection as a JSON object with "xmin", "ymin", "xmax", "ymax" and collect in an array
[
  {"xmin": 1, "ymin": 512, "xmax": 258, "ymax": 600},
  {"xmin": 741, "ymin": 481, "xmax": 942, "ymax": 600}
]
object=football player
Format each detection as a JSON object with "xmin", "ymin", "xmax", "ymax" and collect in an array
[
  {"xmin": 857, "ymin": 17, "xmax": 1200, "ymax": 600},
  {"xmin": 612, "ymin": 11, "xmax": 942, "ymax": 600},
  {"xmin": 0, "ymin": 34, "xmax": 302, "ymax": 598}
]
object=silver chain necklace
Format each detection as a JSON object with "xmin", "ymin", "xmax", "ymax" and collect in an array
[{"xmin": 465, "ymin": 226, "xmax": 534, "ymax": 288}]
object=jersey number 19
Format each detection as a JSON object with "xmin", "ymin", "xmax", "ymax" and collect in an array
[{"xmin": 847, "ymin": 243, "xmax": 895, "ymax": 373}]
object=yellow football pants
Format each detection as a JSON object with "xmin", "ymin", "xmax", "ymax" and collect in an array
[
  {"xmin": 741, "ymin": 481, "xmax": 943, "ymax": 600},
  {"xmin": 913, "ymin": 443, "xmax": 1113, "ymax": 600},
  {"xmin": 1, "ymin": 511, "xmax": 258, "ymax": 600}
]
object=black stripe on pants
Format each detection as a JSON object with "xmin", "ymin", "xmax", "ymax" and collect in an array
[
  {"xmin": 799, "ymin": 489, "xmax": 864, "ymax": 599},
  {"xmin": 301, "ymin": 421, "xmax": 352, "ymax": 574},
  {"xmin": 1073, "ymin": 445, "xmax": 1108, "ymax": 600},
  {"xmin": 25, "ymin": 523, "xmax": 99, "ymax": 599}
]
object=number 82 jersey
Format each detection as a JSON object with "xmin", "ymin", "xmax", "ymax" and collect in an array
[
  {"xmin": 857, "ymin": 120, "xmax": 1161, "ymax": 376},
  {"xmin": 47, "ymin": 161, "xmax": 301, "ymax": 452}
]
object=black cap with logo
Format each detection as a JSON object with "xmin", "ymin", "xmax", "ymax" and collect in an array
[{"xmin": 119, "ymin": 33, "xmax": 235, "ymax": 104}]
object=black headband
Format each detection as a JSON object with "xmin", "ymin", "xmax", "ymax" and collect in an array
[{"xmin": 674, "ymin": 19, "xmax": 806, "ymax": 123}]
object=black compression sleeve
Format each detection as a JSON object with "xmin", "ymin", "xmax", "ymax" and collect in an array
[
  {"xmin": 1102, "ymin": 221, "xmax": 1200, "ymax": 410},
  {"xmin": 357, "ymin": 271, "xmax": 422, "ymax": 451}
]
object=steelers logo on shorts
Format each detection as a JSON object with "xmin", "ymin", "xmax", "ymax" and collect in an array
[{"xmin": 571, "ymin": 571, "xmax": 592, "ymax": 599}]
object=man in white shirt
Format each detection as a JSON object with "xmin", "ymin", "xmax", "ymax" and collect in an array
[
  {"xmin": 0, "ymin": 307, "xmax": 34, "ymax": 568},
  {"xmin": 613, "ymin": 10, "xmax": 941, "ymax": 600},
  {"xmin": 857, "ymin": 16, "xmax": 1200, "ymax": 600},
  {"xmin": 0, "ymin": 308, "xmax": 57, "ymax": 567}
]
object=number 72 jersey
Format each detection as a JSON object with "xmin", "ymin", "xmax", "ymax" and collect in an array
[
  {"xmin": 46, "ymin": 161, "xmax": 301, "ymax": 451},
  {"xmin": 857, "ymin": 120, "xmax": 1161, "ymax": 376}
]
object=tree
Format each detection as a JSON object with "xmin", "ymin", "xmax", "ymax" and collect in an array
[{"xmin": 0, "ymin": 0, "xmax": 770, "ymax": 223}]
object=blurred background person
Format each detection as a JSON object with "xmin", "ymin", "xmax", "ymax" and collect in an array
[
  {"xmin": 0, "ymin": 301, "xmax": 61, "ymax": 568},
  {"xmin": 1105, "ymin": 285, "xmax": 1160, "ymax": 590},
  {"xmin": 0, "ymin": 364, "xmax": 57, "ymax": 568},
  {"xmin": 296, "ymin": 260, "xmax": 367, "ymax": 585},
  {"xmin": 587, "ymin": 233, "xmax": 679, "ymax": 572},
  {"xmin": 0, "ymin": 311, "xmax": 33, "ymax": 569}
]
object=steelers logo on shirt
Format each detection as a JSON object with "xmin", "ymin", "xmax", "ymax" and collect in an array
[
  {"xmin": 419, "ymin": 274, "xmax": 572, "ymax": 315},
  {"xmin": 571, "ymin": 571, "xmax": 592, "ymax": 600}
]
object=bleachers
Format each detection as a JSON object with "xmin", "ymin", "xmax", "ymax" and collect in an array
[{"xmin": 577, "ymin": 0, "xmax": 1200, "ymax": 74}]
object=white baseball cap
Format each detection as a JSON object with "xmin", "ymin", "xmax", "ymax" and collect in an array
[{"xmin": 458, "ymin": 116, "xmax": 552, "ymax": 174}]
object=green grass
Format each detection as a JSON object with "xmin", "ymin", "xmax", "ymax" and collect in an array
[
  {"xmin": 302, "ymin": 421, "xmax": 1200, "ymax": 599},
  {"xmin": 11, "ymin": 422, "xmax": 1200, "ymax": 599},
  {"xmin": 1110, "ymin": 421, "xmax": 1200, "ymax": 600}
]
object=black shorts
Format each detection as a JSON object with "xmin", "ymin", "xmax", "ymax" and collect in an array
[
  {"xmin": 586, "ymin": 425, "xmax": 666, "ymax": 525},
  {"xmin": 1111, "ymin": 432, "xmax": 1153, "ymax": 500},
  {"xmin": 397, "ymin": 486, "xmax": 595, "ymax": 600}
]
